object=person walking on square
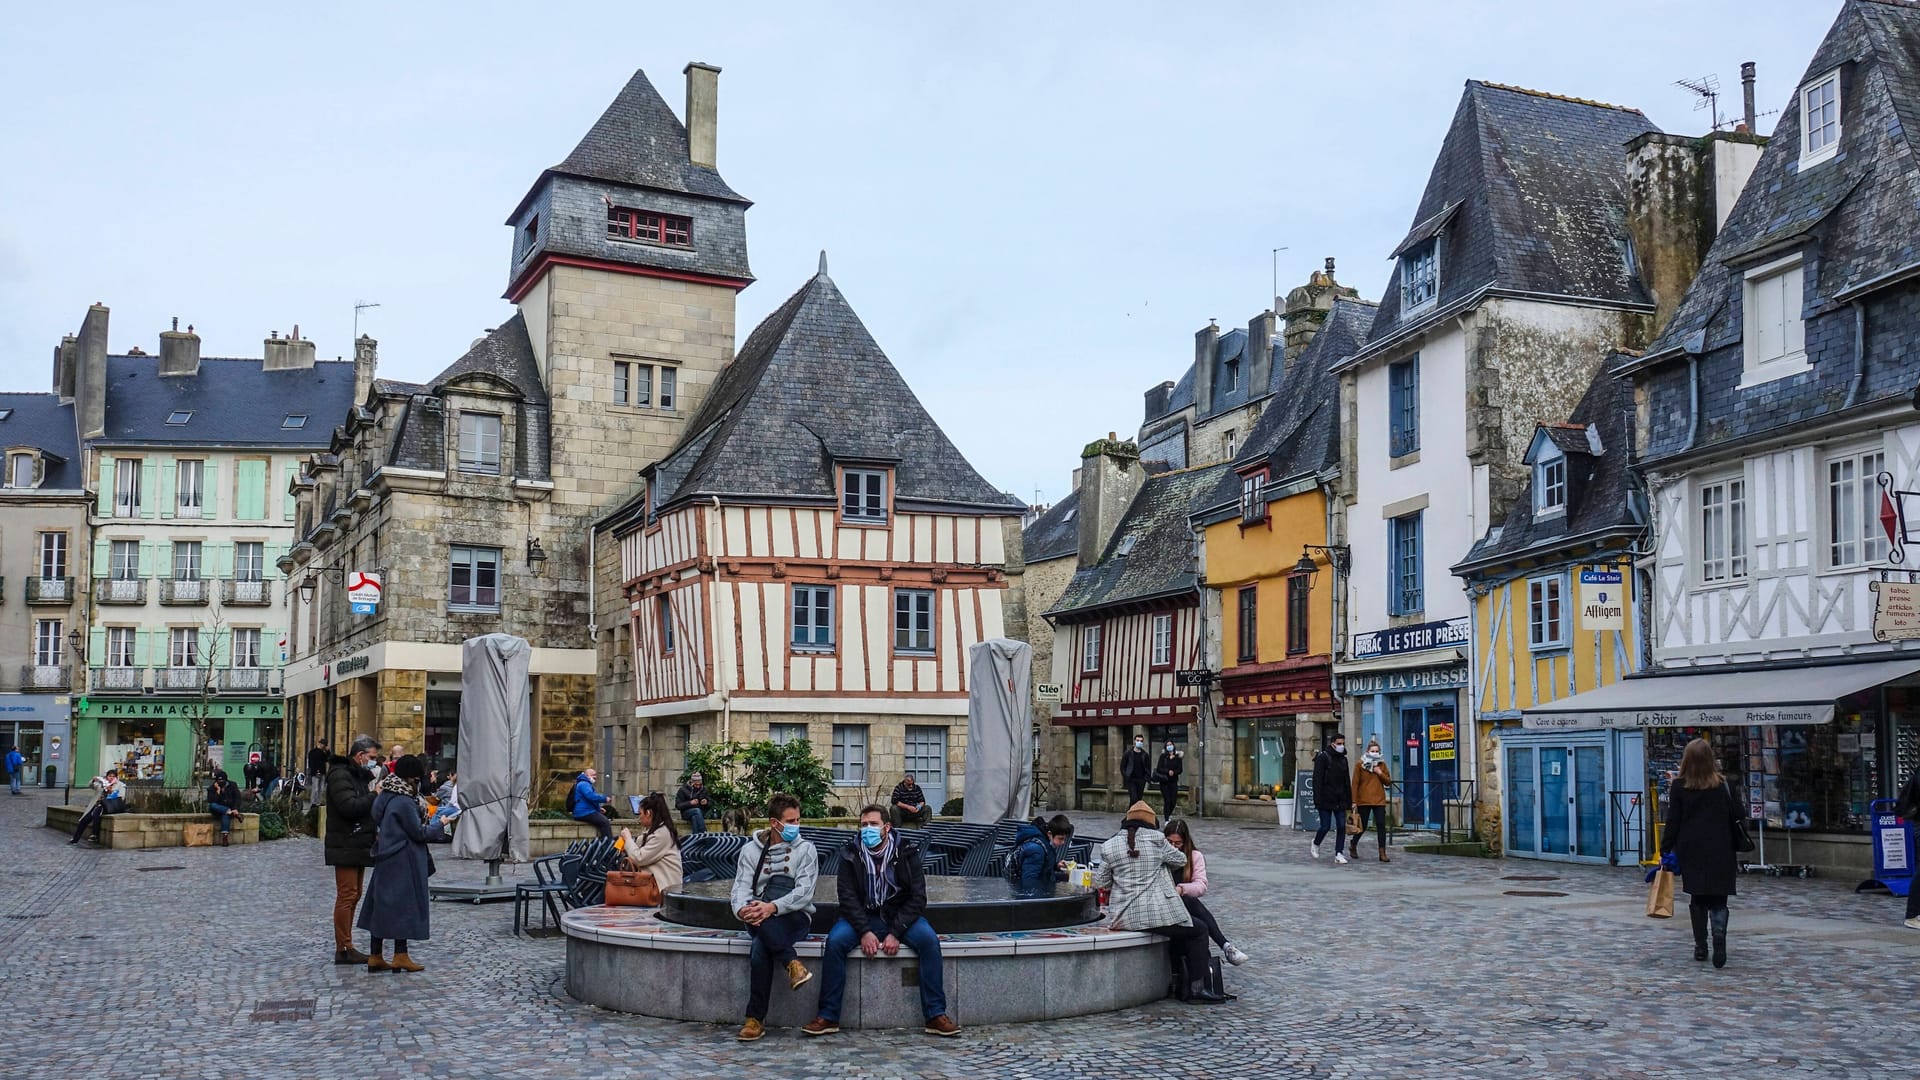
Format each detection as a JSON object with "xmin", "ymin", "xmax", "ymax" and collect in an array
[
  {"xmin": 1095, "ymin": 801, "xmax": 1224, "ymax": 1004},
  {"xmin": 675, "ymin": 772, "xmax": 712, "ymax": 834},
  {"xmin": 1664, "ymin": 738, "xmax": 1743, "ymax": 969},
  {"xmin": 1153, "ymin": 741, "xmax": 1184, "ymax": 819},
  {"xmin": 1349, "ymin": 739, "xmax": 1393, "ymax": 862},
  {"xmin": 732, "ymin": 793, "xmax": 821, "ymax": 1041},
  {"xmin": 324, "ymin": 735, "xmax": 381, "ymax": 964},
  {"xmin": 1311, "ymin": 733, "xmax": 1353, "ymax": 864},
  {"xmin": 357, "ymin": 755, "xmax": 432, "ymax": 973},
  {"xmin": 889, "ymin": 773, "xmax": 930, "ymax": 828},
  {"xmin": 5, "ymin": 744, "xmax": 23, "ymax": 795},
  {"xmin": 1164, "ymin": 819, "xmax": 1249, "ymax": 966},
  {"xmin": 803, "ymin": 805, "xmax": 961, "ymax": 1038},
  {"xmin": 207, "ymin": 769, "xmax": 243, "ymax": 846},
  {"xmin": 1121, "ymin": 735, "xmax": 1152, "ymax": 807},
  {"xmin": 570, "ymin": 768, "xmax": 613, "ymax": 841}
]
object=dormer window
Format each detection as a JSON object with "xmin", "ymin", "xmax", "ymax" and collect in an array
[
  {"xmin": 520, "ymin": 214, "xmax": 539, "ymax": 260},
  {"xmin": 1401, "ymin": 239, "xmax": 1438, "ymax": 313},
  {"xmin": 1223, "ymin": 357, "xmax": 1239, "ymax": 392},
  {"xmin": 1801, "ymin": 70, "xmax": 1840, "ymax": 168},
  {"xmin": 607, "ymin": 206, "xmax": 693, "ymax": 248},
  {"xmin": 1240, "ymin": 469, "xmax": 1268, "ymax": 524},
  {"xmin": 1741, "ymin": 254, "xmax": 1809, "ymax": 385},
  {"xmin": 457, "ymin": 412, "xmax": 503, "ymax": 475},
  {"xmin": 6, "ymin": 452, "xmax": 34, "ymax": 488},
  {"xmin": 842, "ymin": 468, "xmax": 888, "ymax": 524},
  {"xmin": 1535, "ymin": 453, "xmax": 1567, "ymax": 516}
]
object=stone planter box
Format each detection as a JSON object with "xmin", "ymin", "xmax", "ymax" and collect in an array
[{"xmin": 46, "ymin": 805, "xmax": 260, "ymax": 849}]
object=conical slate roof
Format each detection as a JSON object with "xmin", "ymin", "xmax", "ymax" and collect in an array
[{"xmin": 643, "ymin": 262, "xmax": 1022, "ymax": 518}]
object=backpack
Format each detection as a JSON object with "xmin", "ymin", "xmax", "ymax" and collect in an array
[{"xmin": 1007, "ymin": 836, "xmax": 1048, "ymax": 882}]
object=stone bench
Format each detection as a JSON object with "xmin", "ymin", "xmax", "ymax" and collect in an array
[
  {"xmin": 45, "ymin": 805, "xmax": 260, "ymax": 848},
  {"xmin": 563, "ymin": 905, "xmax": 1170, "ymax": 1029}
]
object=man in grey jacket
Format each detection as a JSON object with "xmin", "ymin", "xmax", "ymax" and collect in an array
[{"xmin": 731, "ymin": 792, "xmax": 820, "ymax": 1041}]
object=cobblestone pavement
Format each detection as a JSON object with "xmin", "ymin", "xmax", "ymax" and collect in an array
[{"xmin": 6, "ymin": 791, "xmax": 1917, "ymax": 1079}]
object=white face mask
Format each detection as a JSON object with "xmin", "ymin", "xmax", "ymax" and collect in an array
[{"xmin": 1135, "ymin": 740, "xmax": 1144, "ymax": 749}]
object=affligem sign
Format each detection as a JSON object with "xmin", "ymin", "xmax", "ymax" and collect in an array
[{"xmin": 1578, "ymin": 568, "xmax": 1624, "ymax": 631}]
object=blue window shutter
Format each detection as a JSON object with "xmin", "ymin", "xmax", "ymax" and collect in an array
[
  {"xmin": 158, "ymin": 461, "xmax": 175, "ymax": 519},
  {"xmin": 96, "ymin": 456, "xmax": 114, "ymax": 515},
  {"xmin": 140, "ymin": 460, "xmax": 158, "ymax": 519},
  {"xmin": 89, "ymin": 627, "xmax": 106, "ymax": 669},
  {"xmin": 203, "ymin": 460, "xmax": 219, "ymax": 519}
]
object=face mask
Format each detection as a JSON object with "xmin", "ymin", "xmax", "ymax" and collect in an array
[
  {"xmin": 1165, "ymin": 745, "xmax": 1175, "ymax": 753},
  {"xmin": 1334, "ymin": 744, "xmax": 1346, "ymax": 755},
  {"xmin": 1135, "ymin": 740, "xmax": 1144, "ymax": 749},
  {"xmin": 860, "ymin": 825, "xmax": 884, "ymax": 849},
  {"xmin": 780, "ymin": 823, "xmax": 801, "ymax": 843}
]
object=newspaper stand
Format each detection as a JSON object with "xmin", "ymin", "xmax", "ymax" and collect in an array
[{"xmin": 1855, "ymin": 798, "xmax": 1916, "ymax": 896}]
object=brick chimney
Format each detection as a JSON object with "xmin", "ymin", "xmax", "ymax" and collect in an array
[
  {"xmin": 262, "ymin": 326, "xmax": 317, "ymax": 371},
  {"xmin": 158, "ymin": 317, "xmax": 201, "ymax": 377},
  {"xmin": 1076, "ymin": 433, "xmax": 1144, "ymax": 569},
  {"xmin": 1282, "ymin": 258, "xmax": 1359, "ymax": 366},
  {"xmin": 684, "ymin": 62, "xmax": 720, "ymax": 169}
]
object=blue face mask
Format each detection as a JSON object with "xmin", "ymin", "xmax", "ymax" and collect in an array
[
  {"xmin": 780, "ymin": 823, "xmax": 801, "ymax": 843},
  {"xmin": 860, "ymin": 825, "xmax": 884, "ymax": 849}
]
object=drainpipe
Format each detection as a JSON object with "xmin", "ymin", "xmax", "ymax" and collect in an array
[
  {"xmin": 1684, "ymin": 356, "xmax": 1701, "ymax": 451},
  {"xmin": 710, "ymin": 496, "xmax": 731, "ymax": 745},
  {"xmin": 1845, "ymin": 301, "xmax": 1868, "ymax": 409}
]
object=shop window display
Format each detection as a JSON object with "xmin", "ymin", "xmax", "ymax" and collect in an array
[
  {"xmin": 103, "ymin": 720, "xmax": 167, "ymax": 782},
  {"xmin": 1233, "ymin": 718, "xmax": 1293, "ymax": 797}
]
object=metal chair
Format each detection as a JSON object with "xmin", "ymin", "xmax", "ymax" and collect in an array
[{"xmin": 513, "ymin": 854, "xmax": 570, "ymax": 937}]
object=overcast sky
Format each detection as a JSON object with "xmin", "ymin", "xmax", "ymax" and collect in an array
[{"xmin": 0, "ymin": 1, "xmax": 1840, "ymax": 506}]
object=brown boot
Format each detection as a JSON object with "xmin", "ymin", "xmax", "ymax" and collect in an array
[
  {"xmin": 389, "ymin": 952, "xmax": 423, "ymax": 973},
  {"xmin": 786, "ymin": 959, "xmax": 813, "ymax": 990},
  {"xmin": 366, "ymin": 954, "xmax": 390, "ymax": 973},
  {"xmin": 1379, "ymin": 849, "xmax": 1390, "ymax": 862}
]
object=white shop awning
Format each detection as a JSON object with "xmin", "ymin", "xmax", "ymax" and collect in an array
[{"xmin": 1520, "ymin": 657, "xmax": 1920, "ymax": 730}]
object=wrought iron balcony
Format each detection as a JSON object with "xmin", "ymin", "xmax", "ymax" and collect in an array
[
  {"xmin": 95, "ymin": 578, "xmax": 147, "ymax": 604},
  {"xmin": 93, "ymin": 667, "xmax": 144, "ymax": 691},
  {"xmin": 25, "ymin": 576, "xmax": 73, "ymax": 605},
  {"xmin": 159, "ymin": 578, "xmax": 210, "ymax": 605},
  {"xmin": 219, "ymin": 667, "xmax": 272, "ymax": 693},
  {"xmin": 18, "ymin": 664, "xmax": 70, "ymax": 690},
  {"xmin": 157, "ymin": 666, "xmax": 209, "ymax": 692},
  {"xmin": 223, "ymin": 579, "xmax": 272, "ymax": 606}
]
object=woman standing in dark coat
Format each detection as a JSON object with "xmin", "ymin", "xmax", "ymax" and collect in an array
[
  {"xmin": 1664, "ymin": 738, "xmax": 1743, "ymax": 969},
  {"xmin": 357, "ymin": 755, "xmax": 432, "ymax": 973}
]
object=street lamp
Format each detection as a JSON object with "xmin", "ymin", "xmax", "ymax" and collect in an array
[
  {"xmin": 1292, "ymin": 544, "xmax": 1351, "ymax": 591},
  {"xmin": 526, "ymin": 536, "xmax": 548, "ymax": 574}
]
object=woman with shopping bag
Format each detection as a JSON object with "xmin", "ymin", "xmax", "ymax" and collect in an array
[{"xmin": 1663, "ymin": 738, "xmax": 1745, "ymax": 968}]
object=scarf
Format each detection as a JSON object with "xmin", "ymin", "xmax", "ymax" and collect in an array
[
  {"xmin": 376, "ymin": 773, "xmax": 426, "ymax": 818},
  {"xmin": 1361, "ymin": 749, "xmax": 1383, "ymax": 768},
  {"xmin": 860, "ymin": 830, "xmax": 900, "ymax": 910}
]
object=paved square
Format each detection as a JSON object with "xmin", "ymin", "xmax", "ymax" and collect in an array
[{"xmin": 4, "ymin": 792, "xmax": 1915, "ymax": 1078}]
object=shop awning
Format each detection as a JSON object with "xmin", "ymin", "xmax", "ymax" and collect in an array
[{"xmin": 1520, "ymin": 657, "xmax": 1920, "ymax": 730}]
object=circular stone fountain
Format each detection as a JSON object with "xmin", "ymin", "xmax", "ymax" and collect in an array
[{"xmin": 563, "ymin": 878, "xmax": 1171, "ymax": 1028}]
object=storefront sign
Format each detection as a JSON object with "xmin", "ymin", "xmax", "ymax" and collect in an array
[
  {"xmin": 79, "ymin": 699, "xmax": 284, "ymax": 721},
  {"xmin": 347, "ymin": 571, "xmax": 383, "ymax": 615},
  {"xmin": 1428, "ymin": 721, "xmax": 1457, "ymax": 762},
  {"xmin": 1522, "ymin": 703, "xmax": 1833, "ymax": 730},
  {"xmin": 1350, "ymin": 617, "xmax": 1469, "ymax": 661},
  {"xmin": 1578, "ymin": 569, "xmax": 1624, "ymax": 631},
  {"xmin": 1340, "ymin": 663, "xmax": 1469, "ymax": 696},
  {"xmin": 1869, "ymin": 580, "xmax": 1920, "ymax": 641},
  {"xmin": 336, "ymin": 655, "xmax": 371, "ymax": 676},
  {"xmin": 1035, "ymin": 683, "xmax": 1062, "ymax": 703}
]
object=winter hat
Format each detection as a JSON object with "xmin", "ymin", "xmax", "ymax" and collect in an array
[
  {"xmin": 394, "ymin": 754, "xmax": 427, "ymax": 782},
  {"xmin": 1122, "ymin": 801, "xmax": 1159, "ymax": 827}
]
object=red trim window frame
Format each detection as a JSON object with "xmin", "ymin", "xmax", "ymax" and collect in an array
[
  {"xmin": 607, "ymin": 206, "xmax": 694, "ymax": 248},
  {"xmin": 1081, "ymin": 622, "xmax": 1104, "ymax": 677},
  {"xmin": 1148, "ymin": 612, "xmax": 1175, "ymax": 672},
  {"xmin": 1238, "ymin": 467, "xmax": 1269, "ymax": 526}
]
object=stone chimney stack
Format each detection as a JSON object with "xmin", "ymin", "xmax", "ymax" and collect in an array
[
  {"xmin": 1076, "ymin": 433, "xmax": 1144, "ymax": 570},
  {"xmin": 1741, "ymin": 61, "xmax": 1757, "ymax": 132},
  {"xmin": 158, "ymin": 317, "xmax": 202, "ymax": 377},
  {"xmin": 684, "ymin": 62, "xmax": 720, "ymax": 169},
  {"xmin": 1282, "ymin": 258, "xmax": 1360, "ymax": 365},
  {"xmin": 1192, "ymin": 321, "xmax": 1220, "ymax": 415},
  {"xmin": 53, "ymin": 334, "xmax": 77, "ymax": 400},
  {"xmin": 1625, "ymin": 130, "xmax": 1764, "ymax": 328},
  {"xmin": 1246, "ymin": 310, "xmax": 1278, "ymax": 397},
  {"xmin": 74, "ymin": 304, "xmax": 109, "ymax": 440},
  {"xmin": 353, "ymin": 335, "xmax": 379, "ymax": 407},
  {"xmin": 262, "ymin": 326, "xmax": 317, "ymax": 371},
  {"xmin": 1143, "ymin": 380, "xmax": 1175, "ymax": 422}
]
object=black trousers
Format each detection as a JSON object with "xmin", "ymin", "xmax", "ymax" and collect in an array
[
  {"xmin": 579, "ymin": 812, "xmax": 612, "ymax": 840},
  {"xmin": 1159, "ymin": 782, "xmax": 1179, "ymax": 818},
  {"xmin": 1350, "ymin": 805, "xmax": 1388, "ymax": 852},
  {"xmin": 1125, "ymin": 780, "xmax": 1146, "ymax": 806},
  {"xmin": 1145, "ymin": 921, "xmax": 1211, "ymax": 987},
  {"xmin": 72, "ymin": 803, "xmax": 106, "ymax": 842},
  {"xmin": 1181, "ymin": 895, "xmax": 1226, "ymax": 947}
]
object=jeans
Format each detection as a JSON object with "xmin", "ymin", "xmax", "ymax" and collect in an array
[
  {"xmin": 1314, "ymin": 808, "xmax": 1343, "ymax": 847},
  {"xmin": 816, "ymin": 916, "xmax": 947, "ymax": 1022},
  {"xmin": 1181, "ymin": 895, "xmax": 1226, "ymax": 947},
  {"xmin": 684, "ymin": 808, "xmax": 707, "ymax": 834},
  {"xmin": 333, "ymin": 866, "xmax": 366, "ymax": 950},
  {"xmin": 210, "ymin": 802, "xmax": 234, "ymax": 834},
  {"xmin": 8, "ymin": 769, "xmax": 20, "ymax": 795},
  {"xmin": 1351, "ymin": 805, "xmax": 1388, "ymax": 852},
  {"xmin": 578, "ymin": 811, "xmax": 612, "ymax": 840},
  {"xmin": 745, "ymin": 910, "xmax": 814, "ymax": 1020}
]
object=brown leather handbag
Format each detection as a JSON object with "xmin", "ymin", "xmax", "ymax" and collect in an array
[{"xmin": 605, "ymin": 868, "xmax": 661, "ymax": 907}]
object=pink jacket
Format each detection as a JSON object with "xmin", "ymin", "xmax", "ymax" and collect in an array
[{"xmin": 1176, "ymin": 849, "xmax": 1209, "ymax": 897}]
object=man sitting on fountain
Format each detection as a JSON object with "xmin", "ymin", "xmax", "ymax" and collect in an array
[
  {"xmin": 732, "ymin": 793, "xmax": 820, "ymax": 1042},
  {"xmin": 802, "ymin": 805, "xmax": 961, "ymax": 1039}
]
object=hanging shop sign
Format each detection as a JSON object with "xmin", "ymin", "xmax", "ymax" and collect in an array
[
  {"xmin": 1350, "ymin": 617, "xmax": 1469, "ymax": 661},
  {"xmin": 347, "ymin": 571, "xmax": 383, "ymax": 616},
  {"xmin": 1578, "ymin": 568, "xmax": 1625, "ymax": 631},
  {"xmin": 1869, "ymin": 579, "xmax": 1920, "ymax": 642}
]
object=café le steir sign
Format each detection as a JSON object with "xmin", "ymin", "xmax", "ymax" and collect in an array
[{"xmin": 1523, "ymin": 703, "xmax": 1834, "ymax": 730}]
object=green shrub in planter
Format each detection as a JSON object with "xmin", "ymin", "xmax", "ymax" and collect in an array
[
  {"xmin": 529, "ymin": 808, "xmax": 569, "ymax": 820},
  {"xmin": 940, "ymin": 797, "xmax": 964, "ymax": 817},
  {"xmin": 259, "ymin": 811, "xmax": 287, "ymax": 841}
]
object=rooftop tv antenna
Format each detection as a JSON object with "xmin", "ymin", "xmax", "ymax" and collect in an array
[
  {"xmin": 1675, "ymin": 73, "xmax": 1723, "ymax": 130},
  {"xmin": 1271, "ymin": 246, "xmax": 1290, "ymax": 305},
  {"xmin": 353, "ymin": 299, "xmax": 382, "ymax": 340}
]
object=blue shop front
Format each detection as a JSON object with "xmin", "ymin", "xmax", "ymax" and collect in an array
[
  {"xmin": 1336, "ymin": 617, "xmax": 1471, "ymax": 833},
  {"xmin": 0, "ymin": 692, "xmax": 72, "ymax": 787}
]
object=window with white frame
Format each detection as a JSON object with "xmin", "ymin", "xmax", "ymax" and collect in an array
[
  {"xmin": 1536, "ymin": 453, "xmax": 1567, "ymax": 515},
  {"xmin": 234, "ymin": 542, "xmax": 264, "ymax": 582},
  {"xmin": 8, "ymin": 452, "xmax": 33, "ymax": 488},
  {"xmin": 843, "ymin": 468, "xmax": 888, "ymax": 523},
  {"xmin": 34, "ymin": 619, "xmax": 62, "ymax": 667},
  {"xmin": 232, "ymin": 628, "xmax": 261, "ymax": 668},
  {"xmin": 1801, "ymin": 70, "xmax": 1840, "ymax": 167},
  {"xmin": 110, "ymin": 540, "xmax": 139, "ymax": 581},
  {"xmin": 791, "ymin": 585, "xmax": 835, "ymax": 649},
  {"xmin": 659, "ymin": 367, "xmax": 676, "ymax": 411},
  {"xmin": 1826, "ymin": 447, "xmax": 1888, "ymax": 568},
  {"xmin": 1527, "ymin": 576, "xmax": 1567, "ymax": 650},
  {"xmin": 107, "ymin": 626, "xmax": 136, "ymax": 668},
  {"xmin": 1401, "ymin": 240, "xmax": 1438, "ymax": 312},
  {"xmin": 448, "ymin": 545, "xmax": 501, "ymax": 611},
  {"xmin": 894, "ymin": 589, "xmax": 934, "ymax": 653},
  {"xmin": 1081, "ymin": 623, "xmax": 1103, "ymax": 674},
  {"xmin": 38, "ymin": 531, "xmax": 66, "ymax": 580},
  {"xmin": 457, "ymin": 413, "xmax": 502, "ymax": 474},
  {"xmin": 1699, "ymin": 476, "xmax": 1748, "ymax": 584},
  {"xmin": 1151, "ymin": 613, "xmax": 1173, "ymax": 668},
  {"xmin": 771, "ymin": 723, "xmax": 808, "ymax": 746},
  {"xmin": 169, "ymin": 627, "xmax": 199, "ymax": 669},
  {"xmin": 1742, "ymin": 256, "xmax": 1807, "ymax": 381},
  {"xmin": 173, "ymin": 541, "xmax": 202, "ymax": 581},
  {"xmin": 114, "ymin": 457, "xmax": 142, "ymax": 516},
  {"xmin": 175, "ymin": 458, "xmax": 204, "ymax": 517},
  {"xmin": 613, "ymin": 360, "xmax": 632, "ymax": 406},
  {"xmin": 1240, "ymin": 471, "xmax": 1267, "ymax": 524},
  {"xmin": 831, "ymin": 724, "xmax": 868, "ymax": 785}
]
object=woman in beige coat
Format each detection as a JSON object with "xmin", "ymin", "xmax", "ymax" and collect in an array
[
  {"xmin": 1094, "ymin": 801, "xmax": 1224, "ymax": 1004},
  {"xmin": 617, "ymin": 792, "xmax": 684, "ymax": 893},
  {"xmin": 1349, "ymin": 740, "xmax": 1393, "ymax": 862}
]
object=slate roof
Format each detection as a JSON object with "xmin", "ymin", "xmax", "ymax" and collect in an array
[
  {"xmin": 431, "ymin": 314, "xmax": 548, "ymax": 406},
  {"xmin": 384, "ymin": 315, "xmax": 549, "ymax": 478},
  {"xmin": 99, "ymin": 356, "xmax": 353, "ymax": 448},
  {"xmin": 1357, "ymin": 82, "xmax": 1660, "ymax": 359},
  {"xmin": 509, "ymin": 69, "xmax": 748, "ymax": 223},
  {"xmin": 1048, "ymin": 463, "xmax": 1230, "ymax": 620},
  {"xmin": 1454, "ymin": 361, "xmax": 1642, "ymax": 572},
  {"xmin": 631, "ymin": 265, "xmax": 1022, "ymax": 522},
  {"xmin": 1022, "ymin": 489, "xmax": 1081, "ymax": 563},
  {"xmin": 0, "ymin": 393, "xmax": 81, "ymax": 489}
]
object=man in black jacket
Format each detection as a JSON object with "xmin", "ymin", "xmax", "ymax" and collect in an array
[
  {"xmin": 675, "ymin": 773, "xmax": 712, "ymax": 833},
  {"xmin": 801, "ymin": 805, "xmax": 959, "ymax": 1038},
  {"xmin": 1120, "ymin": 734, "xmax": 1151, "ymax": 806},
  {"xmin": 1310, "ymin": 734, "xmax": 1354, "ymax": 864},
  {"xmin": 324, "ymin": 735, "xmax": 380, "ymax": 964}
]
